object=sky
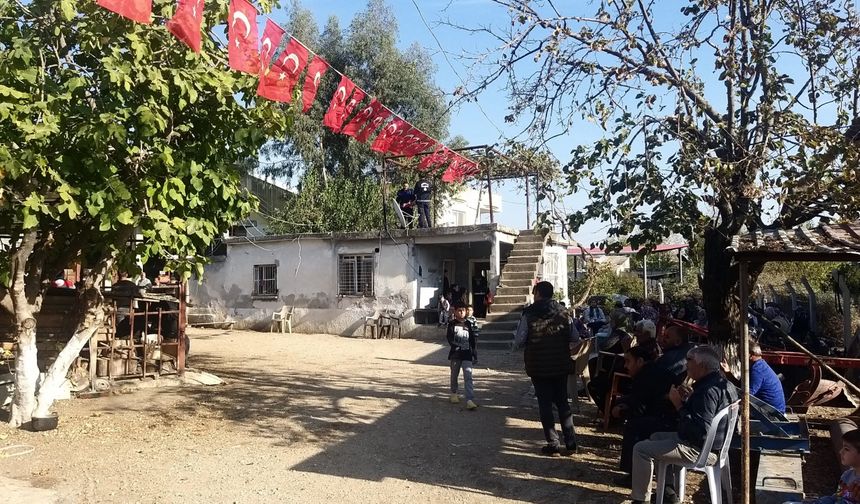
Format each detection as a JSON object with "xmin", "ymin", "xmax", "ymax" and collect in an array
[{"xmin": 261, "ymin": 0, "xmax": 611, "ymax": 246}]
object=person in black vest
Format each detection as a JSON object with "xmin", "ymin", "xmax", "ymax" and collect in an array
[
  {"xmin": 395, "ymin": 181, "xmax": 415, "ymax": 228},
  {"xmin": 514, "ymin": 281, "xmax": 580, "ymax": 455},
  {"xmin": 414, "ymin": 177, "xmax": 432, "ymax": 228}
]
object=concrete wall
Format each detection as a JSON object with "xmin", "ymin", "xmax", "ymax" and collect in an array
[
  {"xmin": 191, "ymin": 227, "xmax": 521, "ymax": 337},
  {"xmin": 191, "ymin": 237, "xmax": 415, "ymax": 336}
]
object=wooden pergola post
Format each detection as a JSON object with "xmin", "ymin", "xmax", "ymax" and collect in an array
[{"xmin": 739, "ymin": 260, "xmax": 751, "ymax": 504}]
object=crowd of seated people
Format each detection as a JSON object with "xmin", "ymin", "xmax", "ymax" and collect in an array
[{"xmin": 564, "ymin": 296, "xmax": 796, "ymax": 502}]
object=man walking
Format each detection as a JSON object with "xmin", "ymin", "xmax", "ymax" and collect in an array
[
  {"xmin": 515, "ymin": 281, "xmax": 579, "ymax": 455},
  {"xmin": 414, "ymin": 177, "xmax": 432, "ymax": 228}
]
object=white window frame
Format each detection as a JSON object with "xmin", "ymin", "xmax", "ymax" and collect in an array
[
  {"xmin": 253, "ymin": 264, "xmax": 278, "ymax": 297},
  {"xmin": 338, "ymin": 254, "xmax": 375, "ymax": 297}
]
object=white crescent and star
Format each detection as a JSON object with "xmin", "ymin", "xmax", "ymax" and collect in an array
[
  {"xmin": 336, "ymin": 86, "xmax": 347, "ymax": 102},
  {"xmin": 313, "ymin": 72, "xmax": 321, "ymax": 88},
  {"xmin": 261, "ymin": 38, "xmax": 272, "ymax": 58},
  {"xmin": 231, "ymin": 11, "xmax": 251, "ymax": 39},
  {"xmin": 282, "ymin": 53, "xmax": 300, "ymax": 73}
]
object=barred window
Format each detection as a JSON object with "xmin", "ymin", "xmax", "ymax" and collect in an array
[
  {"xmin": 338, "ymin": 254, "xmax": 375, "ymax": 296},
  {"xmin": 253, "ymin": 264, "xmax": 278, "ymax": 296}
]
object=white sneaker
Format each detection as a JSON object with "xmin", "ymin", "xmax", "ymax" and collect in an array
[
  {"xmin": 449, "ymin": 393, "xmax": 461, "ymax": 404},
  {"xmin": 466, "ymin": 400, "xmax": 478, "ymax": 410}
]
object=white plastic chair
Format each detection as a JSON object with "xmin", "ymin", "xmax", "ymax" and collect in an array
[
  {"xmin": 655, "ymin": 399, "xmax": 741, "ymax": 504},
  {"xmin": 271, "ymin": 305, "xmax": 293, "ymax": 334}
]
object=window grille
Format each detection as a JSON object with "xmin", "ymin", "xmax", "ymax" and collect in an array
[
  {"xmin": 338, "ymin": 254, "xmax": 375, "ymax": 296},
  {"xmin": 253, "ymin": 264, "xmax": 278, "ymax": 296}
]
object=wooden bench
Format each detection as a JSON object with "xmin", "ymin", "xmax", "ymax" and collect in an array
[{"xmin": 755, "ymin": 451, "xmax": 804, "ymax": 504}]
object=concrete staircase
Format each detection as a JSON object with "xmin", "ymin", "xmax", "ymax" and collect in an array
[{"xmin": 480, "ymin": 229, "xmax": 547, "ymax": 350}]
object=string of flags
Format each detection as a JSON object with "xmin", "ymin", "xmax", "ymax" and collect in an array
[{"xmin": 95, "ymin": 0, "xmax": 481, "ymax": 183}]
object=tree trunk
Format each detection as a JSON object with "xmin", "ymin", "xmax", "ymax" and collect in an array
[
  {"xmin": 701, "ymin": 228, "xmax": 741, "ymax": 361},
  {"xmin": 9, "ymin": 316, "xmax": 39, "ymax": 427},
  {"xmin": 33, "ymin": 284, "xmax": 107, "ymax": 418}
]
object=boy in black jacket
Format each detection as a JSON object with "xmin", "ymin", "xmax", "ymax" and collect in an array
[{"xmin": 447, "ymin": 302, "xmax": 478, "ymax": 410}]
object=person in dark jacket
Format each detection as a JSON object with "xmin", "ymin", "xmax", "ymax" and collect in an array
[
  {"xmin": 395, "ymin": 181, "xmax": 415, "ymax": 228},
  {"xmin": 414, "ymin": 177, "xmax": 433, "ymax": 228},
  {"xmin": 514, "ymin": 281, "xmax": 579, "ymax": 455},
  {"xmin": 630, "ymin": 345, "xmax": 738, "ymax": 504},
  {"xmin": 655, "ymin": 325, "xmax": 695, "ymax": 385},
  {"xmin": 447, "ymin": 301, "xmax": 478, "ymax": 410},
  {"xmin": 613, "ymin": 344, "xmax": 677, "ymax": 481}
]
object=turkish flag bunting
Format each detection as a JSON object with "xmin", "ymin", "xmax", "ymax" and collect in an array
[
  {"xmin": 442, "ymin": 155, "xmax": 475, "ymax": 183},
  {"xmin": 341, "ymin": 98, "xmax": 381, "ymax": 137},
  {"xmin": 97, "ymin": 0, "xmax": 152, "ymax": 24},
  {"xmin": 418, "ymin": 144, "xmax": 451, "ymax": 171},
  {"xmin": 228, "ymin": 0, "xmax": 259, "ymax": 74},
  {"xmin": 387, "ymin": 126, "xmax": 418, "ymax": 155},
  {"xmin": 167, "ymin": 0, "xmax": 205, "ymax": 53},
  {"xmin": 323, "ymin": 75, "xmax": 357, "ymax": 130},
  {"xmin": 336, "ymin": 87, "xmax": 366, "ymax": 132},
  {"xmin": 257, "ymin": 37, "xmax": 309, "ymax": 103},
  {"xmin": 355, "ymin": 105, "xmax": 393, "ymax": 143},
  {"xmin": 403, "ymin": 132, "xmax": 435, "ymax": 157},
  {"xmin": 371, "ymin": 117, "xmax": 408, "ymax": 153},
  {"xmin": 259, "ymin": 20, "xmax": 286, "ymax": 74},
  {"xmin": 301, "ymin": 57, "xmax": 329, "ymax": 112}
]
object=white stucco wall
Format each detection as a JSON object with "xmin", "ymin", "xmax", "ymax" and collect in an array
[{"xmin": 190, "ymin": 226, "xmax": 521, "ymax": 337}]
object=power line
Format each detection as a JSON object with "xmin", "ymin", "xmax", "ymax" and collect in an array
[{"xmin": 409, "ymin": 0, "xmax": 506, "ymax": 138}]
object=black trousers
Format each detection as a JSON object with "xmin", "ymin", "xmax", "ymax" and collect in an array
[
  {"xmin": 619, "ymin": 415, "xmax": 677, "ymax": 473},
  {"xmin": 531, "ymin": 375, "xmax": 577, "ymax": 448},
  {"xmin": 417, "ymin": 201, "xmax": 431, "ymax": 228}
]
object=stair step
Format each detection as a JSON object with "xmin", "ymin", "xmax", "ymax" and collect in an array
[
  {"xmin": 508, "ymin": 255, "xmax": 540, "ymax": 264},
  {"xmin": 491, "ymin": 302, "xmax": 525, "ymax": 311},
  {"xmin": 501, "ymin": 263, "xmax": 537, "ymax": 274},
  {"xmin": 481, "ymin": 319, "xmax": 519, "ymax": 329},
  {"xmin": 496, "ymin": 286, "xmax": 531, "ymax": 296},
  {"xmin": 479, "ymin": 330, "xmax": 515, "ymax": 341},
  {"xmin": 501, "ymin": 271, "xmax": 536, "ymax": 280},
  {"xmin": 481, "ymin": 340, "xmax": 514, "ymax": 351},
  {"xmin": 484, "ymin": 311, "xmax": 522, "ymax": 322},
  {"xmin": 509, "ymin": 249, "xmax": 543, "ymax": 257},
  {"xmin": 493, "ymin": 295, "xmax": 527, "ymax": 305}
]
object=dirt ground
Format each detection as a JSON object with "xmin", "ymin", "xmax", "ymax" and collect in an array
[{"xmin": 0, "ymin": 328, "xmax": 847, "ymax": 503}]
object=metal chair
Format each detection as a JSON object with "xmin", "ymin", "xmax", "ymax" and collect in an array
[
  {"xmin": 655, "ymin": 399, "xmax": 741, "ymax": 504},
  {"xmin": 271, "ymin": 305, "xmax": 294, "ymax": 334}
]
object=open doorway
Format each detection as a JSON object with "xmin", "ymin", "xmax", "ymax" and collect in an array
[{"xmin": 469, "ymin": 260, "xmax": 491, "ymax": 318}]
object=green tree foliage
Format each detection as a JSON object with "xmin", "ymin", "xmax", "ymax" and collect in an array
[
  {"xmin": 267, "ymin": 168, "xmax": 382, "ymax": 233},
  {"xmin": 0, "ymin": 0, "xmax": 288, "ymax": 426},
  {"xmin": 568, "ymin": 260, "xmax": 644, "ymax": 302},
  {"xmin": 464, "ymin": 0, "xmax": 860, "ymax": 344}
]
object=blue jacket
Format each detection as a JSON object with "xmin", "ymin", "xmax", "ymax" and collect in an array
[{"xmin": 750, "ymin": 358, "xmax": 786, "ymax": 413}]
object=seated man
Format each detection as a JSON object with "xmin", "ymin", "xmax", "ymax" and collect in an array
[
  {"xmin": 655, "ymin": 325, "xmax": 695, "ymax": 385},
  {"xmin": 612, "ymin": 344, "xmax": 676, "ymax": 481},
  {"xmin": 621, "ymin": 319, "xmax": 657, "ymax": 352},
  {"xmin": 630, "ymin": 346, "xmax": 738, "ymax": 504},
  {"xmin": 749, "ymin": 340, "xmax": 786, "ymax": 414},
  {"xmin": 585, "ymin": 298, "xmax": 606, "ymax": 336}
]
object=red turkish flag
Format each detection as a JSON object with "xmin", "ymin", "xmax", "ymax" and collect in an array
[
  {"xmin": 336, "ymin": 87, "xmax": 366, "ymax": 132},
  {"xmin": 97, "ymin": 0, "xmax": 152, "ymax": 24},
  {"xmin": 341, "ymin": 98, "xmax": 381, "ymax": 137},
  {"xmin": 301, "ymin": 57, "xmax": 329, "ymax": 112},
  {"xmin": 388, "ymin": 126, "xmax": 421, "ymax": 155},
  {"xmin": 442, "ymin": 155, "xmax": 470, "ymax": 183},
  {"xmin": 418, "ymin": 144, "xmax": 451, "ymax": 171},
  {"xmin": 257, "ymin": 37, "xmax": 309, "ymax": 103},
  {"xmin": 355, "ymin": 105, "xmax": 393, "ymax": 143},
  {"xmin": 371, "ymin": 117, "xmax": 408, "ymax": 153},
  {"xmin": 402, "ymin": 132, "xmax": 434, "ymax": 156},
  {"xmin": 259, "ymin": 20, "xmax": 285, "ymax": 73},
  {"xmin": 167, "ymin": 0, "xmax": 205, "ymax": 53},
  {"xmin": 228, "ymin": 0, "xmax": 258, "ymax": 74},
  {"xmin": 323, "ymin": 75, "xmax": 356, "ymax": 130}
]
